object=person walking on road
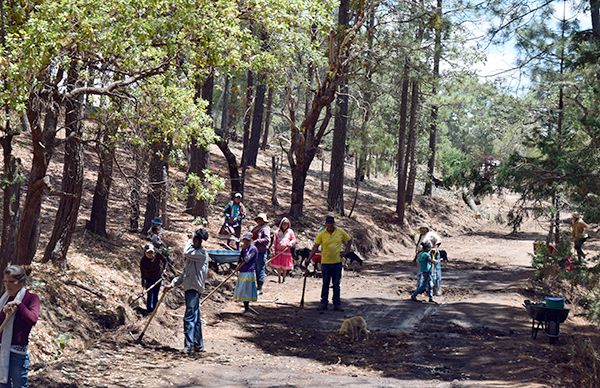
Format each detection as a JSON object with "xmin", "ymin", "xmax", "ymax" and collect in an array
[
  {"xmin": 252, "ymin": 213, "xmax": 271, "ymax": 294},
  {"xmin": 271, "ymin": 217, "xmax": 296, "ymax": 284},
  {"xmin": 233, "ymin": 233, "xmax": 259, "ymax": 314},
  {"xmin": 165, "ymin": 229, "xmax": 209, "ymax": 354},
  {"xmin": 309, "ymin": 215, "xmax": 352, "ymax": 312},
  {"xmin": 411, "ymin": 241, "xmax": 435, "ymax": 303}
]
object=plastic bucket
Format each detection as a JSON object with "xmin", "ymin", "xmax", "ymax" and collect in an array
[{"xmin": 545, "ymin": 296, "xmax": 565, "ymax": 309}]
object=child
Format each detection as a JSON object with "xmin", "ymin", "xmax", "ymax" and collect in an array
[
  {"xmin": 233, "ymin": 232, "xmax": 258, "ymax": 314},
  {"xmin": 411, "ymin": 241, "xmax": 435, "ymax": 303},
  {"xmin": 139, "ymin": 243, "xmax": 167, "ymax": 314}
]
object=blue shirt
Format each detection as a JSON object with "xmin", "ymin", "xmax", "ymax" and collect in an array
[{"xmin": 417, "ymin": 251, "xmax": 432, "ymax": 273}]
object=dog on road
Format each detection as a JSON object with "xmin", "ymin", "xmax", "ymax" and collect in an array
[{"xmin": 339, "ymin": 316, "xmax": 369, "ymax": 341}]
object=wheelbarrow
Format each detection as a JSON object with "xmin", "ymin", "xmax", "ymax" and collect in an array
[
  {"xmin": 523, "ymin": 300, "xmax": 570, "ymax": 344},
  {"xmin": 207, "ymin": 249, "xmax": 241, "ymax": 274}
]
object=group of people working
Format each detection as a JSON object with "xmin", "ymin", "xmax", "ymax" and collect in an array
[{"xmin": 139, "ymin": 192, "xmax": 353, "ymax": 353}]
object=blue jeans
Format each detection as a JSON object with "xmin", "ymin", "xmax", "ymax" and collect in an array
[
  {"xmin": 432, "ymin": 261, "xmax": 442, "ymax": 295},
  {"xmin": 321, "ymin": 262, "xmax": 343, "ymax": 307},
  {"xmin": 184, "ymin": 290, "xmax": 204, "ymax": 350},
  {"xmin": 145, "ymin": 277, "xmax": 161, "ymax": 313},
  {"xmin": 412, "ymin": 272, "xmax": 433, "ymax": 300},
  {"xmin": 256, "ymin": 251, "xmax": 268, "ymax": 289},
  {"xmin": 0, "ymin": 352, "xmax": 29, "ymax": 388}
]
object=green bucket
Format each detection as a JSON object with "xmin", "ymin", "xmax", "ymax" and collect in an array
[{"xmin": 545, "ymin": 296, "xmax": 565, "ymax": 309}]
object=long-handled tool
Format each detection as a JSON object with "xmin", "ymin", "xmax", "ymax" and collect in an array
[
  {"xmin": 201, "ymin": 263, "xmax": 242, "ymax": 305},
  {"xmin": 299, "ymin": 270, "xmax": 308, "ymax": 308},
  {"xmin": 129, "ymin": 278, "xmax": 164, "ymax": 306},
  {"xmin": 136, "ymin": 288, "xmax": 169, "ymax": 343}
]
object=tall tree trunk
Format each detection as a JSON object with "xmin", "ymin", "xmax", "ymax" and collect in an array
[
  {"xmin": 86, "ymin": 120, "xmax": 118, "ymax": 237},
  {"xmin": 0, "ymin": 136, "xmax": 22, "ymax": 263},
  {"xmin": 142, "ymin": 141, "xmax": 170, "ymax": 234},
  {"xmin": 592, "ymin": 0, "xmax": 600, "ymax": 36},
  {"xmin": 326, "ymin": 0, "xmax": 351, "ymax": 215},
  {"xmin": 220, "ymin": 75, "xmax": 230, "ymax": 134},
  {"xmin": 43, "ymin": 64, "xmax": 85, "ymax": 268},
  {"xmin": 261, "ymin": 87, "xmax": 273, "ymax": 151},
  {"xmin": 424, "ymin": 0, "xmax": 442, "ymax": 196},
  {"xmin": 395, "ymin": 67, "xmax": 411, "ymax": 221},
  {"xmin": 405, "ymin": 81, "xmax": 420, "ymax": 205},
  {"xmin": 186, "ymin": 73, "xmax": 214, "ymax": 218},
  {"xmin": 246, "ymin": 80, "xmax": 266, "ymax": 167},
  {"xmin": 129, "ymin": 147, "xmax": 146, "ymax": 231},
  {"xmin": 15, "ymin": 94, "xmax": 60, "ymax": 264},
  {"xmin": 240, "ymin": 70, "xmax": 254, "ymax": 169}
]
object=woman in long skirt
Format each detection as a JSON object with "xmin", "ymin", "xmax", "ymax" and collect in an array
[
  {"xmin": 271, "ymin": 217, "xmax": 296, "ymax": 283},
  {"xmin": 233, "ymin": 232, "xmax": 258, "ymax": 314}
]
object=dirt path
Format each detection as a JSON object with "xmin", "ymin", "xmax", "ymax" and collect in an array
[{"xmin": 32, "ymin": 224, "xmax": 579, "ymax": 387}]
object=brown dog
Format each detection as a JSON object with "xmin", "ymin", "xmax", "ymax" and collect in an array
[{"xmin": 339, "ymin": 316, "xmax": 369, "ymax": 341}]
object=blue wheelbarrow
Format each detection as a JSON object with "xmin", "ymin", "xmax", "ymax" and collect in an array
[{"xmin": 207, "ymin": 249, "xmax": 241, "ymax": 274}]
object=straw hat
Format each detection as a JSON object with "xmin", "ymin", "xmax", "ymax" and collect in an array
[{"xmin": 254, "ymin": 213, "xmax": 268, "ymax": 223}]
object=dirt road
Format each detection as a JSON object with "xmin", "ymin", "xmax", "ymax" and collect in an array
[{"xmin": 32, "ymin": 224, "xmax": 577, "ymax": 387}]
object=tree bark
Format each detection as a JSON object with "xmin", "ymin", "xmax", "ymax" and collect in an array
[
  {"xmin": 405, "ymin": 81, "xmax": 420, "ymax": 205},
  {"xmin": 424, "ymin": 0, "xmax": 442, "ymax": 196},
  {"xmin": 142, "ymin": 141, "xmax": 170, "ymax": 234},
  {"xmin": 591, "ymin": 0, "xmax": 600, "ymax": 36},
  {"xmin": 271, "ymin": 156, "xmax": 279, "ymax": 207},
  {"xmin": 186, "ymin": 73, "xmax": 214, "ymax": 218},
  {"xmin": 326, "ymin": 0, "xmax": 351, "ymax": 215},
  {"xmin": 129, "ymin": 147, "xmax": 146, "ymax": 231},
  {"xmin": 240, "ymin": 70, "xmax": 254, "ymax": 169},
  {"xmin": 261, "ymin": 87, "xmax": 273, "ymax": 151},
  {"xmin": 0, "ymin": 136, "xmax": 22, "ymax": 263},
  {"xmin": 86, "ymin": 120, "xmax": 117, "ymax": 237},
  {"xmin": 15, "ymin": 94, "xmax": 60, "ymax": 265},
  {"xmin": 395, "ymin": 65, "xmax": 410, "ymax": 220},
  {"xmin": 43, "ymin": 64, "xmax": 85, "ymax": 268},
  {"xmin": 246, "ymin": 80, "xmax": 266, "ymax": 167}
]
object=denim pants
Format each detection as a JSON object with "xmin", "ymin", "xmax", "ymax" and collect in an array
[
  {"xmin": 432, "ymin": 261, "xmax": 442, "ymax": 295},
  {"xmin": 321, "ymin": 262, "xmax": 343, "ymax": 306},
  {"xmin": 255, "ymin": 251, "xmax": 268, "ymax": 289},
  {"xmin": 183, "ymin": 290, "xmax": 204, "ymax": 350},
  {"xmin": 144, "ymin": 277, "xmax": 161, "ymax": 313},
  {"xmin": 0, "ymin": 352, "xmax": 29, "ymax": 388},
  {"xmin": 412, "ymin": 271, "xmax": 433, "ymax": 299},
  {"xmin": 575, "ymin": 237, "xmax": 587, "ymax": 259}
]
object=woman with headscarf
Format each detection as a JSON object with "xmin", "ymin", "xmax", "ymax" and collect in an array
[
  {"xmin": 271, "ymin": 217, "xmax": 296, "ymax": 283},
  {"xmin": 233, "ymin": 233, "xmax": 258, "ymax": 314},
  {"xmin": 0, "ymin": 265, "xmax": 41, "ymax": 387}
]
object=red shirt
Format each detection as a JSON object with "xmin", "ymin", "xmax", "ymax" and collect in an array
[{"xmin": 0, "ymin": 290, "xmax": 40, "ymax": 346}]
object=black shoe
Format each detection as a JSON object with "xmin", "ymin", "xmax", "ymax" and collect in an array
[
  {"xmin": 317, "ymin": 304, "xmax": 328, "ymax": 311},
  {"xmin": 194, "ymin": 346, "xmax": 205, "ymax": 353},
  {"xmin": 333, "ymin": 305, "xmax": 344, "ymax": 312}
]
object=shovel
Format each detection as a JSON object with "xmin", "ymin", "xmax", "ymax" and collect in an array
[
  {"xmin": 135, "ymin": 288, "xmax": 169, "ymax": 343},
  {"xmin": 129, "ymin": 278, "xmax": 164, "ymax": 306}
]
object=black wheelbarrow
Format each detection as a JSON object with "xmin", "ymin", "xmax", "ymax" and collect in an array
[
  {"xmin": 523, "ymin": 300, "xmax": 570, "ymax": 344},
  {"xmin": 207, "ymin": 249, "xmax": 241, "ymax": 274}
]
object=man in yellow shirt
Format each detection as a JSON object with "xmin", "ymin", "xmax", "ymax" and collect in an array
[
  {"xmin": 309, "ymin": 215, "xmax": 352, "ymax": 311},
  {"xmin": 571, "ymin": 213, "xmax": 589, "ymax": 260}
]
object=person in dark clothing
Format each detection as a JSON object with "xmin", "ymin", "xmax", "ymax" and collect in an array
[
  {"xmin": 139, "ymin": 243, "xmax": 167, "ymax": 314},
  {"xmin": 251, "ymin": 213, "xmax": 271, "ymax": 294}
]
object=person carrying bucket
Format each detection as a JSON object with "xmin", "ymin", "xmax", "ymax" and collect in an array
[{"xmin": 165, "ymin": 228, "xmax": 209, "ymax": 354}]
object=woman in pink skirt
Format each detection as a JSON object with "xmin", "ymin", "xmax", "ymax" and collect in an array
[{"xmin": 271, "ymin": 217, "xmax": 296, "ymax": 283}]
